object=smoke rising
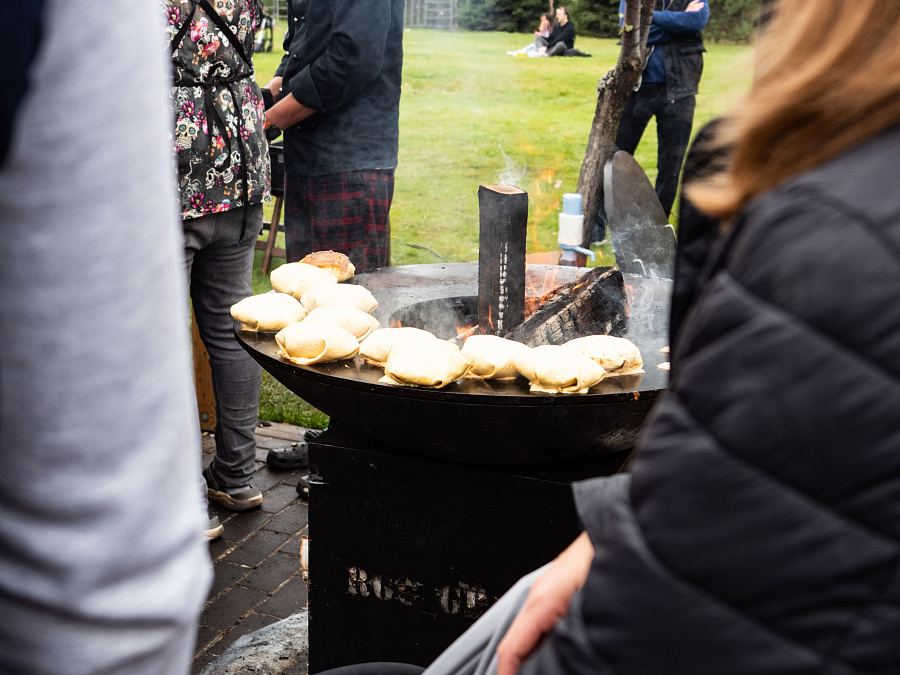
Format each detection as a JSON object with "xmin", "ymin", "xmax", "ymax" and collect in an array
[{"xmin": 497, "ymin": 145, "xmax": 525, "ymax": 187}]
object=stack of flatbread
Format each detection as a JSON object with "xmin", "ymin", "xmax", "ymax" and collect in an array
[
  {"xmin": 515, "ymin": 345, "xmax": 606, "ymax": 394},
  {"xmin": 563, "ymin": 335, "xmax": 644, "ymax": 377},
  {"xmin": 230, "ymin": 292, "xmax": 307, "ymax": 332}
]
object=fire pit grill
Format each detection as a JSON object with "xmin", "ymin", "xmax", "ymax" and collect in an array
[{"xmin": 238, "ymin": 263, "xmax": 670, "ymax": 466}]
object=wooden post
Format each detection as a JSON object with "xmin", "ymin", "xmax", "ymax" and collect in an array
[
  {"xmin": 477, "ymin": 184, "xmax": 528, "ymax": 336},
  {"xmin": 191, "ymin": 305, "xmax": 217, "ymax": 432}
]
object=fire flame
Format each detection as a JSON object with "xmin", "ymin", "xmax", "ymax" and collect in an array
[
  {"xmin": 624, "ymin": 284, "xmax": 634, "ymax": 318},
  {"xmin": 524, "ymin": 267, "xmax": 561, "ymax": 318},
  {"xmin": 390, "ymin": 318, "xmax": 403, "ymax": 328},
  {"xmin": 455, "ymin": 324, "xmax": 485, "ymax": 341}
]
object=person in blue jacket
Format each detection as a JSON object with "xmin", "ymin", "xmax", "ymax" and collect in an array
[{"xmin": 616, "ymin": 0, "xmax": 709, "ymax": 216}]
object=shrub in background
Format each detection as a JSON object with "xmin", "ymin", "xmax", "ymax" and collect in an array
[
  {"xmin": 567, "ymin": 0, "xmax": 621, "ymax": 39},
  {"xmin": 458, "ymin": 0, "xmax": 498, "ymax": 31},
  {"xmin": 703, "ymin": 0, "xmax": 759, "ymax": 42},
  {"xmin": 459, "ymin": 0, "xmax": 546, "ymax": 32}
]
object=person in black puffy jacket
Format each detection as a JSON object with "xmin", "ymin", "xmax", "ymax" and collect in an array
[{"xmin": 493, "ymin": 1, "xmax": 900, "ymax": 674}]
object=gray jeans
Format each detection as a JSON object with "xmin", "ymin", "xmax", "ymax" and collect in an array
[{"xmin": 184, "ymin": 204, "xmax": 264, "ymax": 489}]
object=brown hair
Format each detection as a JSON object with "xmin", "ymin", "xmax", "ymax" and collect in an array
[{"xmin": 687, "ymin": 0, "xmax": 900, "ymax": 221}]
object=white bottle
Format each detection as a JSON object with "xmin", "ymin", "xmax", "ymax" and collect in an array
[{"xmin": 558, "ymin": 193, "xmax": 594, "ymax": 265}]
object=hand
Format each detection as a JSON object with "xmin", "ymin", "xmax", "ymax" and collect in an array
[
  {"xmin": 685, "ymin": 0, "xmax": 704, "ymax": 11},
  {"xmin": 265, "ymin": 93, "xmax": 316, "ymax": 131},
  {"xmin": 496, "ymin": 532, "xmax": 595, "ymax": 675},
  {"xmin": 262, "ymin": 76, "xmax": 284, "ymax": 103}
]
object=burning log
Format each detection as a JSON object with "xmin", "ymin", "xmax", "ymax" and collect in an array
[
  {"xmin": 478, "ymin": 184, "xmax": 528, "ymax": 336},
  {"xmin": 505, "ymin": 267, "xmax": 627, "ymax": 347}
]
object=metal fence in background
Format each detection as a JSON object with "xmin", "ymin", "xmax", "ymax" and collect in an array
[
  {"xmin": 262, "ymin": 0, "xmax": 458, "ymax": 29},
  {"xmin": 405, "ymin": 0, "xmax": 457, "ymax": 29}
]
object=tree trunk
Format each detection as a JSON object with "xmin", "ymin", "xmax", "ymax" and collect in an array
[{"xmin": 576, "ymin": 0, "xmax": 656, "ymax": 253}]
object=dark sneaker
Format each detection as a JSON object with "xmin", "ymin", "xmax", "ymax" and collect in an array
[
  {"xmin": 266, "ymin": 442, "xmax": 308, "ymax": 470},
  {"xmin": 296, "ymin": 474, "xmax": 310, "ymax": 501},
  {"xmin": 206, "ymin": 513, "xmax": 224, "ymax": 541},
  {"xmin": 203, "ymin": 465, "xmax": 263, "ymax": 511},
  {"xmin": 267, "ymin": 428, "xmax": 323, "ymax": 469}
]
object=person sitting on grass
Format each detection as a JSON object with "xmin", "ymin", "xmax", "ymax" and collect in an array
[{"xmin": 536, "ymin": 6, "xmax": 575, "ymax": 57}]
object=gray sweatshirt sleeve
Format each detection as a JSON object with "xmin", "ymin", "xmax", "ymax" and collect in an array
[{"xmin": 0, "ymin": 0, "xmax": 211, "ymax": 673}]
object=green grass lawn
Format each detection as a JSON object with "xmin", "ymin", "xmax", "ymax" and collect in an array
[{"xmin": 249, "ymin": 28, "xmax": 754, "ymax": 426}]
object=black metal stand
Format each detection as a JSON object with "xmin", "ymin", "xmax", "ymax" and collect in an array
[{"xmin": 307, "ymin": 425, "xmax": 630, "ymax": 672}]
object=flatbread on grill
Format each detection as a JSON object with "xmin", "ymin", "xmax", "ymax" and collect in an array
[
  {"xmin": 359, "ymin": 327, "xmax": 439, "ymax": 366},
  {"xmin": 270, "ymin": 262, "xmax": 338, "ymax": 300},
  {"xmin": 300, "ymin": 250, "xmax": 356, "ymax": 282},
  {"xmin": 300, "ymin": 283, "xmax": 378, "ymax": 314},
  {"xmin": 302, "ymin": 306, "xmax": 380, "ymax": 342},
  {"xmin": 275, "ymin": 322, "xmax": 360, "ymax": 365},
  {"xmin": 461, "ymin": 334, "xmax": 530, "ymax": 380},
  {"xmin": 514, "ymin": 345, "xmax": 606, "ymax": 394},
  {"xmin": 563, "ymin": 335, "xmax": 644, "ymax": 377},
  {"xmin": 379, "ymin": 338, "xmax": 471, "ymax": 389},
  {"xmin": 230, "ymin": 292, "xmax": 307, "ymax": 332}
]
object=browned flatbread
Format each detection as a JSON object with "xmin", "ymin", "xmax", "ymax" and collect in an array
[{"xmin": 300, "ymin": 250, "xmax": 355, "ymax": 281}]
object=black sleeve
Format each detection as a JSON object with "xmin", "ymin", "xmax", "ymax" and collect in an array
[
  {"xmin": 285, "ymin": 0, "xmax": 394, "ymax": 113},
  {"xmin": 548, "ymin": 23, "xmax": 576, "ymax": 49},
  {"xmin": 1, "ymin": 1, "xmax": 46, "ymax": 167}
]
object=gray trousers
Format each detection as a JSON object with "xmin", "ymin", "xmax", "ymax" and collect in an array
[
  {"xmin": 185, "ymin": 204, "xmax": 264, "ymax": 489},
  {"xmin": 422, "ymin": 566, "xmax": 547, "ymax": 675}
]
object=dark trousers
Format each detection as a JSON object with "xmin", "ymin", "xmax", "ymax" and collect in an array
[
  {"xmin": 535, "ymin": 36, "xmax": 567, "ymax": 56},
  {"xmin": 615, "ymin": 83, "xmax": 696, "ymax": 216},
  {"xmin": 283, "ymin": 169, "xmax": 394, "ymax": 272}
]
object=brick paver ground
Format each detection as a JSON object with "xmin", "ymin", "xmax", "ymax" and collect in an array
[{"xmin": 193, "ymin": 422, "xmax": 310, "ymax": 674}]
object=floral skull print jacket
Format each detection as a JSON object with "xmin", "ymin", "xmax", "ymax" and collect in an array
[{"xmin": 165, "ymin": 0, "xmax": 270, "ymax": 220}]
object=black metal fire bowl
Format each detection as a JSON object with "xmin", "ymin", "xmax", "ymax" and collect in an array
[{"xmin": 237, "ymin": 263, "xmax": 671, "ymax": 466}]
